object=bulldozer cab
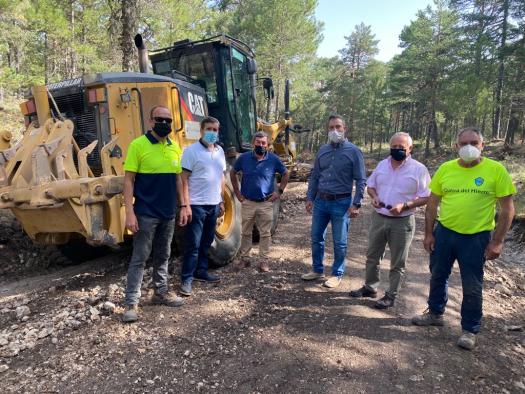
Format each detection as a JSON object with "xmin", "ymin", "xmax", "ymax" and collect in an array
[{"xmin": 149, "ymin": 35, "xmax": 257, "ymax": 153}]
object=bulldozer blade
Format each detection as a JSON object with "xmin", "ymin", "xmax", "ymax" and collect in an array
[{"xmin": 78, "ymin": 140, "xmax": 99, "ymax": 178}]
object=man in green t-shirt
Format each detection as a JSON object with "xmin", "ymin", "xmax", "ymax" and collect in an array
[{"xmin": 412, "ymin": 127, "xmax": 515, "ymax": 350}]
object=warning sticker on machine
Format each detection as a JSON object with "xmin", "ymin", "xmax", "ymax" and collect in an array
[{"xmin": 184, "ymin": 121, "xmax": 201, "ymax": 140}]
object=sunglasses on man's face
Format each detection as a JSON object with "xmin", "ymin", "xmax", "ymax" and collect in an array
[{"xmin": 154, "ymin": 117, "xmax": 173, "ymax": 124}]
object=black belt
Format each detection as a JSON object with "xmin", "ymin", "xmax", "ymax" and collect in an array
[
  {"xmin": 318, "ymin": 192, "xmax": 352, "ymax": 201},
  {"xmin": 246, "ymin": 195, "xmax": 272, "ymax": 203}
]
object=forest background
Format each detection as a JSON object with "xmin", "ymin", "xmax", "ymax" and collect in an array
[{"xmin": 0, "ymin": 0, "xmax": 524, "ymax": 156}]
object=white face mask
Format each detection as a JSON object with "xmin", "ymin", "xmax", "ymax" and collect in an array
[
  {"xmin": 328, "ymin": 130, "xmax": 344, "ymax": 143},
  {"xmin": 458, "ymin": 144, "xmax": 481, "ymax": 163}
]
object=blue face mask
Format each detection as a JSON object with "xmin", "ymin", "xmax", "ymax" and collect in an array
[{"xmin": 203, "ymin": 130, "xmax": 218, "ymax": 145}]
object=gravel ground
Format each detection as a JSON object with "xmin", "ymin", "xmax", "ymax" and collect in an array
[{"xmin": 0, "ymin": 183, "xmax": 524, "ymax": 393}]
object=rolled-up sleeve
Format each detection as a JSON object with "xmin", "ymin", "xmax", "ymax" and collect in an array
[
  {"xmin": 416, "ymin": 166, "xmax": 431, "ymax": 198},
  {"xmin": 367, "ymin": 166, "xmax": 378, "ymax": 189},
  {"xmin": 352, "ymin": 149, "xmax": 366, "ymax": 205}
]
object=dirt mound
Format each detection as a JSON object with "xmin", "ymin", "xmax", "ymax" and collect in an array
[{"xmin": 0, "ymin": 209, "xmax": 71, "ymax": 279}]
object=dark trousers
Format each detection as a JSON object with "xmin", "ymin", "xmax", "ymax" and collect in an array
[
  {"xmin": 124, "ymin": 215, "xmax": 175, "ymax": 306},
  {"xmin": 181, "ymin": 204, "xmax": 219, "ymax": 283},
  {"xmin": 427, "ymin": 223, "xmax": 491, "ymax": 334}
]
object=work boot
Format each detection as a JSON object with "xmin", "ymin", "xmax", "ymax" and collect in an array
[
  {"xmin": 301, "ymin": 271, "xmax": 325, "ymax": 281},
  {"xmin": 323, "ymin": 276, "xmax": 342, "ymax": 288},
  {"xmin": 152, "ymin": 292, "xmax": 185, "ymax": 307},
  {"xmin": 375, "ymin": 294, "xmax": 395, "ymax": 309},
  {"xmin": 411, "ymin": 309, "xmax": 444, "ymax": 326},
  {"xmin": 349, "ymin": 285, "xmax": 378, "ymax": 298},
  {"xmin": 457, "ymin": 331, "xmax": 477, "ymax": 350},
  {"xmin": 180, "ymin": 280, "xmax": 192, "ymax": 296},
  {"xmin": 122, "ymin": 305, "xmax": 139, "ymax": 323}
]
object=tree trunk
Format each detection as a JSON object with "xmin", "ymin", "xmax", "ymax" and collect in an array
[
  {"xmin": 492, "ymin": 0, "xmax": 509, "ymax": 139},
  {"xmin": 120, "ymin": 0, "xmax": 138, "ymax": 72},
  {"xmin": 505, "ymin": 111, "xmax": 518, "ymax": 146},
  {"xmin": 68, "ymin": 0, "xmax": 76, "ymax": 78},
  {"xmin": 44, "ymin": 32, "xmax": 49, "ymax": 84}
]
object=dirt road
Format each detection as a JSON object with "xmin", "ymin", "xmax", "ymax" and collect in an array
[{"xmin": 1, "ymin": 183, "xmax": 524, "ymax": 393}]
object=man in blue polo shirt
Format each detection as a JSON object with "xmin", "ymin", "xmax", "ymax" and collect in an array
[
  {"xmin": 230, "ymin": 131, "xmax": 289, "ymax": 272},
  {"xmin": 122, "ymin": 105, "xmax": 185, "ymax": 323}
]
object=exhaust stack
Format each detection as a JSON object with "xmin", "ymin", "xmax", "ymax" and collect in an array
[
  {"xmin": 134, "ymin": 34, "xmax": 149, "ymax": 73},
  {"xmin": 31, "ymin": 85, "xmax": 52, "ymax": 126}
]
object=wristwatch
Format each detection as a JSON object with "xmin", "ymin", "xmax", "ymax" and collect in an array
[
  {"xmin": 353, "ymin": 203, "xmax": 361, "ymax": 209},
  {"xmin": 403, "ymin": 202, "xmax": 410, "ymax": 211}
]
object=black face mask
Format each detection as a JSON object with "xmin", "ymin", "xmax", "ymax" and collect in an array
[
  {"xmin": 153, "ymin": 122, "xmax": 172, "ymax": 137},
  {"xmin": 254, "ymin": 145, "xmax": 267, "ymax": 156},
  {"xmin": 390, "ymin": 148, "xmax": 407, "ymax": 161}
]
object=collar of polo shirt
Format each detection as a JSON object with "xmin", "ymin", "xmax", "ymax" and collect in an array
[{"xmin": 146, "ymin": 130, "xmax": 172, "ymax": 145}]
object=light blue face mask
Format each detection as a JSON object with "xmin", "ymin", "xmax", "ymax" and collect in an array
[{"xmin": 203, "ymin": 130, "xmax": 218, "ymax": 144}]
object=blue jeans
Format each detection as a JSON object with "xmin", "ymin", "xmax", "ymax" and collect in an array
[
  {"xmin": 181, "ymin": 204, "xmax": 219, "ymax": 283},
  {"xmin": 427, "ymin": 223, "xmax": 491, "ymax": 334},
  {"xmin": 311, "ymin": 196, "xmax": 352, "ymax": 277},
  {"xmin": 125, "ymin": 215, "xmax": 175, "ymax": 306}
]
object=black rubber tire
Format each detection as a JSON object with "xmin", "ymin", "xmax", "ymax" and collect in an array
[
  {"xmin": 172, "ymin": 174, "xmax": 242, "ymax": 269},
  {"xmin": 208, "ymin": 176, "xmax": 242, "ymax": 268}
]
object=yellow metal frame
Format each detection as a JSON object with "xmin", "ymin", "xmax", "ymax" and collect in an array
[{"xmin": 0, "ymin": 80, "xmax": 300, "ymax": 249}]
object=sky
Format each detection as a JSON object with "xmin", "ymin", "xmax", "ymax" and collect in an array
[{"xmin": 315, "ymin": 0, "xmax": 433, "ymax": 62}]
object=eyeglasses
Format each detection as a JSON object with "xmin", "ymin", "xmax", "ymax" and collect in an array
[
  {"xmin": 154, "ymin": 117, "xmax": 173, "ymax": 124},
  {"xmin": 379, "ymin": 202, "xmax": 392, "ymax": 210}
]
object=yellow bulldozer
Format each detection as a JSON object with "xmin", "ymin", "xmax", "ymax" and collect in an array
[{"xmin": 0, "ymin": 34, "xmax": 308, "ymax": 266}]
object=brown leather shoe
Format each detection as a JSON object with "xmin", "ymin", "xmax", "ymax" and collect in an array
[{"xmin": 258, "ymin": 260, "xmax": 270, "ymax": 272}]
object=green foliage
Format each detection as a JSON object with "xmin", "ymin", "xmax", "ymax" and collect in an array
[{"xmin": 0, "ymin": 0, "xmax": 523, "ymax": 154}]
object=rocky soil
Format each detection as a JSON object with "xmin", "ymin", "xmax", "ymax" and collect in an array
[{"xmin": 0, "ymin": 183, "xmax": 524, "ymax": 393}]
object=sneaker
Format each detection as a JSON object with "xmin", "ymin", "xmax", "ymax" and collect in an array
[
  {"xmin": 349, "ymin": 286, "xmax": 378, "ymax": 298},
  {"xmin": 122, "ymin": 305, "xmax": 139, "ymax": 323},
  {"xmin": 152, "ymin": 292, "xmax": 185, "ymax": 307},
  {"xmin": 323, "ymin": 276, "xmax": 342, "ymax": 288},
  {"xmin": 457, "ymin": 331, "xmax": 477, "ymax": 350},
  {"xmin": 180, "ymin": 281, "xmax": 192, "ymax": 296},
  {"xmin": 375, "ymin": 295, "xmax": 395, "ymax": 309},
  {"xmin": 301, "ymin": 271, "xmax": 325, "ymax": 281},
  {"xmin": 258, "ymin": 260, "xmax": 270, "ymax": 273},
  {"xmin": 193, "ymin": 272, "xmax": 221, "ymax": 283},
  {"xmin": 411, "ymin": 308, "xmax": 444, "ymax": 326}
]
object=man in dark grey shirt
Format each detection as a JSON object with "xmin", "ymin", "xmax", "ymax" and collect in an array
[{"xmin": 302, "ymin": 115, "xmax": 366, "ymax": 288}]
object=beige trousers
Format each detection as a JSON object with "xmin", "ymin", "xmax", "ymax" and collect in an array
[
  {"xmin": 365, "ymin": 211, "xmax": 416, "ymax": 298},
  {"xmin": 239, "ymin": 200, "xmax": 273, "ymax": 259}
]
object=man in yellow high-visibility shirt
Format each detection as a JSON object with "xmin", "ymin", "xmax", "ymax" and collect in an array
[
  {"xmin": 412, "ymin": 127, "xmax": 516, "ymax": 350},
  {"xmin": 122, "ymin": 105, "xmax": 186, "ymax": 323}
]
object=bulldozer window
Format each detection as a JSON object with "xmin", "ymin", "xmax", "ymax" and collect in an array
[
  {"xmin": 166, "ymin": 51, "xmax": 218, "ymax": 104},
  {"xmin": 224, "ymin": 47, "xmax": 255, "ymax": 145}
]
